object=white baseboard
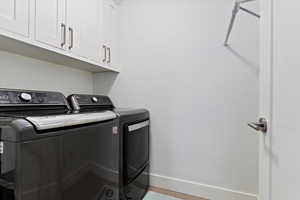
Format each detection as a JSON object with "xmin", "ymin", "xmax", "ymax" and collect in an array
[{"xmin": 149, "ymin": 173, "xmax": 258, "ymax": 200}]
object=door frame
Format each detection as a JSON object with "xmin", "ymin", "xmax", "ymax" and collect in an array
[{"xmin": 259, "ymin": 0, "xmax": 273, "ymax": 199}]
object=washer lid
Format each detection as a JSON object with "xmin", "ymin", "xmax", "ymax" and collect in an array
[{"xmin": 26, "ymin": 111, "xmax": 117, "ymax": 131}]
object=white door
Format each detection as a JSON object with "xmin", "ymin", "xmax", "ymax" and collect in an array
[
  {"xmin": 102, "ymin": 0, "xmax": 119, "ymax": 68},
  {"xmin": 35, "ymin": 0, "xmax": 66, "ymax": 49},
  {"xmin": 0, "ymin": 0, "xmax": 29, "ymax": 36},
  {"xmin": 66, "ymin": 0, "xmax": 100, "ymax": 61},
  {"xmin": 258, "ymin": 0, "xmax": 300, "ymax": 199}
]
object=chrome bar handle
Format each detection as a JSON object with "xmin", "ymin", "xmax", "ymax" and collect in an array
[
  {"xmin": 69, "ymin": 27, "xmax": 73, "ymax": 50},
  {"xmin": 26, "ymin": 111, "xmax": 117, "ymax": 131},
  {"xmin": 107, "ymin": 47, "xmax": 111, "ymax": 64},
  {"xmin": 102, "ymin": 45, "xmax": 107, "ymax": 63},
  {"xmin": 128, "ymin": 120, "xmax": 150, "ymax": 132},
  {"xmin": 61, "ymin": 23, "xmax": 66, "ymax": 47},
  {"xmin": 0, "ymin": 141, "xmax": 3, "ymax": 154}
]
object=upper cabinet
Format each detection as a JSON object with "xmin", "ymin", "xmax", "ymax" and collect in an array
[
  {"xmin": 101, "ymin": 0, "xmax": 119, "ymax": 69},
  {"xmin": 0, "ymin": 0, "xmax": 29, "ymax": 36},
  {"xmin": 35, "ymin": 0, "xmax": 66, "ymax": 49},
  {"xmin": 0, "ymin": 0, "xmax": 120, "ymax": 72},
  {"xmin": 66, "ymin": 0, "xmax": 101, "ymax": 61}
]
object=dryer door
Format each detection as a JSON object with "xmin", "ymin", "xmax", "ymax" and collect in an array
[{"xmin": 124, "ymin": 120, "xmax": 150, "ymax": 184}]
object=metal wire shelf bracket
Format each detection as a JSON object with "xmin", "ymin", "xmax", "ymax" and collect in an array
[{"xmin": 224, "ymin": 0, "xmax": 260, "ymax": 46}]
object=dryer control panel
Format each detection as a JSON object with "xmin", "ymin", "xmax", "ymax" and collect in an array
[{"xmin": 68, "ymin": 94, "xmax": 114, "ymax": 111}]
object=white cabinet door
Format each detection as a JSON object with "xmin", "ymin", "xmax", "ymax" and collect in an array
[
  {"xmin": 0, "ymin": 0, "xmax": 29, "ymax": 36},
  {"xmin": 67, "ymin": 0, "xmax": 100, "ymax": 61},
  {"xmin": 102, "ymin": 0, "xmax": 119, "ymax": 68},
  {"xmin": 35, "ymin": 0, "xmax": 66, "ymax": 49}
]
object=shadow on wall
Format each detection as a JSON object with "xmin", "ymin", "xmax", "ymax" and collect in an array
[
  {"xmin": 225, "ymin": 45, "xmax": 260, "ymax": 76},
  {"xmin": 93, "ymin": 72, "xmax": 119, "ymax": 95}
]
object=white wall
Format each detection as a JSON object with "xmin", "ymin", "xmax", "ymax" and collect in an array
[
  {"xmin": 94, "ymin": 0, "xmax": 259, "ymax": 199},
  {"xmin": 0, "ymin": 50, "xmax": 94, "ymax": 95}
]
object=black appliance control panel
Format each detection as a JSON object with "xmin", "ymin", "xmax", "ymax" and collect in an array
[
  {"xmin": 0, "ymin": 89, "xmax": 68, "ymax": 106},
  {"xmin": 68, "ymin": 94, "xmax": 114, "ymax": 108}
]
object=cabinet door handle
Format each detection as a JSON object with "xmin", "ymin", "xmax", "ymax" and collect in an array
[
  {"xmin": 102, "ymin": 45, "xmax": 107, "ymax": 63},
  {"xmin": 69, "ymin": 27, "xmax": 73, "ymax": 50},
  {"xmin": 61, "ymin": 23, "xmax": 66, "ymax": 47},
  {"xmin": 107, "ymin": 47, "xmax": 111, "ymax": 64}
]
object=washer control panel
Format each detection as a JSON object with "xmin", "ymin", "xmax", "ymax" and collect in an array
[{"xmin": 0, "ymin": 89, "xmax": 67, "ymax": 105}]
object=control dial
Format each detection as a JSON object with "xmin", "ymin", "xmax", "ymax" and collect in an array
[
  {"xmin": 19, "ymin": 93, "xmax": 32, "ymax": 102},
  {"xmin": 91, "ymin": 97, "xmax": 98, "ymax": 103}
]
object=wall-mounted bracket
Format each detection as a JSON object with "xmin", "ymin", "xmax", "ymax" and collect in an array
[{"xmin": 224, "ymin": 0, "xmax": 260, "ymax": 46}]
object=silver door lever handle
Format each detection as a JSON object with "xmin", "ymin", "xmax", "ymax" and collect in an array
[{"xmin": 248, "ymin": 118, "xmax": 268, "ymax": 133}]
